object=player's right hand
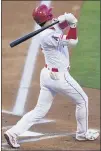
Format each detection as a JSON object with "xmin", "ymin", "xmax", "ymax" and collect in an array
[{"xmin": 64, "ymin": 13, "xmax": 78, "ymax": 25}]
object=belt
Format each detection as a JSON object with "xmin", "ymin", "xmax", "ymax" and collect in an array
[
  {"xmin": 45, "ymin": 64, "xmax": 59, "ymax": 72},
  {"xmin": 45, "ymin": 64, "xmax": 69, "ymax": 72}
]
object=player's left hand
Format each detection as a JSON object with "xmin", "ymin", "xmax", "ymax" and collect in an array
[
  {"xmin": 58, "ymin": 15, "xmax": 66, "ymax": 23},
  {"xmin": 58, "ymin": 13, "xmax": 78, "ymax": 26}
]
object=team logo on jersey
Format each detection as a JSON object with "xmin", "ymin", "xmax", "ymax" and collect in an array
[{"xmin": 52, "ymin": 36, "xmax": 59, "ymax": 41}]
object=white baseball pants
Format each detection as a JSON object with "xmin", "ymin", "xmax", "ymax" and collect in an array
[{"xmin": 8, "ymin": 67, "xmax": 88, "ymax": 137}]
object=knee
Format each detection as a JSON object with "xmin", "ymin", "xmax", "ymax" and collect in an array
[
  {"xmin": 31, "ymin": 102, "xmax": 51, "ymax": 119},
  {"xmin": 36, "ymin": 103, "xmax": 51, "ymax": 115},
  {"xmin": 80, "ymin": 93, "xmax": 88, "ymax": 108},
  {"xmin": 22, "ymin": 105, "xmax": 50, "ymax": 123},
  {"xmin": 77, "ymin": 93, "xmax": 88, "ymax": 107},
  {"xmin": 22, "ymin": 101, "xmax": 52, "ymax": 122}
]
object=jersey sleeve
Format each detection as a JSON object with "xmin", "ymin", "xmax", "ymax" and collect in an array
[
  {"xmin": 60, "ymin": 26, "xmax": 78, "ymax": 47},
  {"xmin": 52, "ymin": 19, "xmax": 69, "ymax": 33},
  {"xmin": 40, "ymin": 26, "xmax": 78, "ymax": 50},
  {"xmin": 58, "ymin": 20, "xmax": 69, "ymax": 30}
]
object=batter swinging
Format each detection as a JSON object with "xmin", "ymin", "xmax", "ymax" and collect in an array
[{"xmin": 4, "ymin": 4, "xmax": 99, "ymax": 148}]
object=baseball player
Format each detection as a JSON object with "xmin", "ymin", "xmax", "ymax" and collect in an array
[{"xmin": 4, "ymin": 4, "xmax": 99, "ymax": 148}]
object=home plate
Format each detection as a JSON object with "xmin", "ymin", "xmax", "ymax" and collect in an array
[{"xmin": 19, "ymin": 131, "xmax": 44, "ymax": 137}]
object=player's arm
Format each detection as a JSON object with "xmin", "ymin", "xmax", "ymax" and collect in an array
[
  {"xmin": 58, "ymin": 13, "xmax": 78, "ymax": 47},
  {"xmin": 58, "ymin": 20, "xmax": 69, "ymax": 30},
  {"xmin": 41, "ymin": 13, "xmax": 78, "ymax": 49},
  {"xmin": 62, "ymin": 24, "xmax": 78, "ymax": 47}
]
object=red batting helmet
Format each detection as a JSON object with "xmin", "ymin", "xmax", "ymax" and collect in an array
[{"xmin": 32, "ymin": 4, "xmax": 53, "ymax": 25}]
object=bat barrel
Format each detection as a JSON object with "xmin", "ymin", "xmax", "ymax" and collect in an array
[
  {"xmin": 10, "ymin": 32, "xmax": 35, "ymax": 47},
  {"xmin": 10, "ymin": 29, "xmax": 40, "ymax": 47},
  {"xmin": 10, "ymin": 20, "xmax": 59, "ymax": 48}
]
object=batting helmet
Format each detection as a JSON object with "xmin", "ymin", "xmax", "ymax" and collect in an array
[{"xmin": 32, "ymin": 4, "xmax": 53, "ymax": 25}]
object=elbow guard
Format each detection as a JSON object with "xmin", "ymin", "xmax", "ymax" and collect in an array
[{"xmin": 68, "ymin": 38, "xmax": 78, "ymax": 46}]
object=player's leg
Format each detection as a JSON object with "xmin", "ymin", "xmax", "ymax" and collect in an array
[
  {"xmin": 4, "ymin": 87, "xmax": 56, "ymax": 147},
  {"xmin": 59, "ymin": 72, "xmax": 99, "ymax": 140}
]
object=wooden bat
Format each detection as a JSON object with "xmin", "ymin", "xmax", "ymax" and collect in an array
[{"xmin": 10, "ymin": 20, "xmax": 59, "ymax": 48}]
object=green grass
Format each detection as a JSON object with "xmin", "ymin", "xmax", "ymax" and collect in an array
[{"xmin": 70, "ymin": 1, "xmax": 100, "ymax": 89}]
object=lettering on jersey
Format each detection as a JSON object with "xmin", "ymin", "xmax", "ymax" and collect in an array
[{"xmin": 52, "ymin": 36, "xmax": 59, "ymax": 42}]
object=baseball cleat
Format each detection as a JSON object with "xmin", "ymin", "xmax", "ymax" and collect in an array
[
  {"xmin": 76, "ymin": 129, "xmax": 100, "ymax": 141},
  {"xmin": 4, "ymin": 131, "xmax": 20, "ymax": 148}
]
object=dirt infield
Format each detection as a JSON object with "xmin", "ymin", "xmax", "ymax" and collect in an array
[{"xmin": 2, "ymin": 1, "xmax": 100, "ymax": 150}]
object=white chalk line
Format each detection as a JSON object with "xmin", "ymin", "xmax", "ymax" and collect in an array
[
  {"xmin": 2, "ymin": 147, "xmax": 15, "ymax": 151},
  {"xmin": 19, "ymin": 131, "xmax": 43, "ymax": 137},
  {"xmin": 3, "ymin": 130, "xmax": 44, "ymax": 137},
  {"xmin": 2, "ymin": 110, "xmax": 55, "ymax": 127},
  {"xmin": 19, "ymin": 132, "xmax": 75, "ymax": 144},
  {"xmin": 2, "ymin": 129, "xmax": 100, "ymax": 149},
  {"xmin": 2, "ymin": 132, "xmax": 75, "ymax": 148},
  {"xmin": 2, "ymin": 119, "xmax": 55, "ymax": 130},
  {"xmin": 2, "ymin": 126, "xmax": 12, "ymax": 130},
  {"xmin": 2, "ymin": 109, "xmax": 20, "ymax": 116},
  {"xmin": 13, "ymin": 1, "xmax": 52, "ymax": 116}
]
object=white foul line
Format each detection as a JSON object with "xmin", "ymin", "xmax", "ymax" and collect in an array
[
  {"xmin": 19, "ymin": 131, "xmax": 43, "ymax": 137},
  {"xmin": 2, "ymin": 118, "xmax": 55, "ymax": 130},
  {"xmin": 13, "ymin": 1, "xmax": 52, "ymax": 115},
  {"xmin": 2, "ymin": 129, "xmax": 100, "ymax": 148},
  {"xmin": 2, "ymin": 109, "xmax": 55, "ymax": 127},
  {"xmin": 2, "ymin": 109, "xmax": 20, "ymax": 116},
  {"xmin": 19, "ymin": 132, "xmax": 75, "ymax": 143},
  {"xmin": 2, "ymin": 132, "xmax": 75, "ymax": 147}
]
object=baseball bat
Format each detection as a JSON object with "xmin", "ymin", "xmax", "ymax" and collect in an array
[{"xmin": 10, "ymin": 20, "xmax": 59, "ymax": 48}]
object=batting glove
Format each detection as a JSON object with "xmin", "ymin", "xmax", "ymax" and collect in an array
[
  {"xmin": 58, "ymin": 15, "xmax": 66, "ymax": 23},
  {"xmin": 64, "ymin": 13, "xmax": 78, "ymax": 27},
  {"xmin": 58, "ymin": 13, "xmax": 78, "ymax": 27}
]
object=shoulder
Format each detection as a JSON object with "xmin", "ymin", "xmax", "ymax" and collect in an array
[
  {"xmin": 40, "ymin": 28, "xmax": 60, "ymax": 46},
  {"xmin": 40, "ymin": 29, "xmax": 54, "ymax": 40}
]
